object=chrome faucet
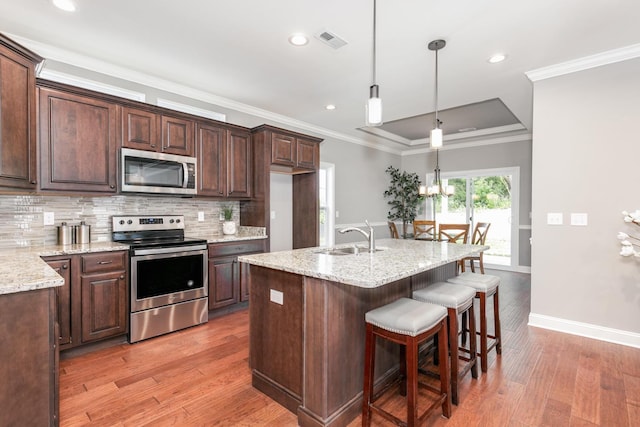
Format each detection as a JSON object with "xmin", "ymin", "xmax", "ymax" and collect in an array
[{"xmin": 339, "ymin": 220, "xmax": 376, "ymax": 252}]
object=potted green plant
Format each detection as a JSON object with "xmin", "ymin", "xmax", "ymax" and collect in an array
[
  {"xmin": 221, "ymin": 204, "xmax": 236, "ymax": 235},
  {"xmin": 383, "ymin": 166, "xmax": 424, "ymax": 238}
]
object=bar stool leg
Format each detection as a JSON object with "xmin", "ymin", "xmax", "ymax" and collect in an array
[
  {"xmin": 406, "ymin": 337, "xmax": 418, "ymax": 427},
  {"xmin": 479, "ymin": 292, "xmax": 489, "ymax": 373},
  {"xmin": 447, "ymin": 307, "xmax": 460, "ymax": 405},
  {"xmin": 469, "ymin": 303, "xmax": 478, "ymax": 379},
  {"xmin": 438, "ymin": 322, "xmax": 452, "ymax": 419},
  {"xmin": 494, "ymin": 289, "xmax": 502, "ymax": 354},
  {"xmin": 362, "ymin": 324, "xmax": 375, "ymax": 426}
]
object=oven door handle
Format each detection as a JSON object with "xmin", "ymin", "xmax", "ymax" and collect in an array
[{"xmin": 132, "ymin": 244, "xmax": 208, "ymax": 256}]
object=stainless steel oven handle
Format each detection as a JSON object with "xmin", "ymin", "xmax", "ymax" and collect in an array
[{"xmin": 132, "ymin": 244, "xmax": 208, "ymax": 256}]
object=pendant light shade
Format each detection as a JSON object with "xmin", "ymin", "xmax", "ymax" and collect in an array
[
  {"xmin": 366, "ymin": 0, "xmax": 382, "ymax": 126},
  {"xmin": 429, "ymin": 39, "xmax": 445, "ymax": 148}
]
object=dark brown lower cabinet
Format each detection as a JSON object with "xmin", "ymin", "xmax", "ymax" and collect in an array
[
  {"xmin": 43, "ymin": 250, "xmax": 128, "ymax": 350},
  {"xmin": 80, "ymin": 270, "xmax": 127, "ymax": 343},
  {"xmin": 208, "ymin": 240, "xmax": 265, "ymax": 311},
  {"xmin": 0, "ymin": 288, "xmax": 58, "ymax": 426}
]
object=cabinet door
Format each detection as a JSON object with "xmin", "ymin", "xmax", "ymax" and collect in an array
[
  {"xmin": 227, "ymin": 129, "xmax": 252, "ymax": 198},
  {"xmin": 80, "ymin": 270, "xmax": 127, "ymax": 343},
  {"xmin": 271, "ymin": 133, "xmax": 295, "ymax": 167},
  {"xmin": 121, "ymin": 106, "xmax": 159, "ymax": 151},
  {"xmin": 46, "ymin": 258, "xmax": 72, "ymax": 348},
  {"xmin": 39, "ymin": 88, "xmax": 118, "ymax": 193},
  {"xmin": 239, "ymin": 251, "xmax": 263, "ymax": 302},
  {"xmin": 196, "ymin": 122, "xmax": 227, "ymax": 197},
  {"xmin": 0, "ymin": 46, "xmax": 38, "ymax": 189},
  {"xmin": 208, "ymin": 256, "xmax": 239, "ymax": 310},
  {"xmin": 296, "ymin": 138, "xmax": 319, "ymax": 170},
  {"xmin": 161, "ymin": 114, "xmax": 194, "ymax": 156}
]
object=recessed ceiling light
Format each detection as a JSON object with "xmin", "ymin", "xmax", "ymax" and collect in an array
[
  {"xmin": 52, "ymin": 0, "xmax": 76, "ymax": 11},
  {"xmin": 325, "ymin": 104, "xmax": 336, "ymax": 110},
  {"xmin": 288, "ymin": 33, "xmax": 309, "ymax": 46},
  {"xmin": 488, "ymin": 53, "xmax": 507, "ymax": 64}
]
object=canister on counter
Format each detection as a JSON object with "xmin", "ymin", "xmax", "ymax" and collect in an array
[
  {"xmin": 57, "ymin": 222, "xmax": 73, "ymax": 245},
  {"xmin": 76, "ymin": 221, "xmax": 91, "ymax": 244}
]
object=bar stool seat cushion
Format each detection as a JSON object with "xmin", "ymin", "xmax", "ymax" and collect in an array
[
  {"xmin": 447, "ymin": 272, "xmax": 499, "ymax": 293},
  {"xmin": 365, "ymin": 297, "xmax": 447, "ymax": 337},
  {"xmin": 413, "ymin": 282, "xmax": 476, "ymax": 310}
]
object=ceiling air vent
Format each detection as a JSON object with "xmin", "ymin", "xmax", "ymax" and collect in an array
[{"xmin": 315, "ymin": 30, "xmax": 348, "ymax": 49}]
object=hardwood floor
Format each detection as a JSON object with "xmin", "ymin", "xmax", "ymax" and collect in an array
[{"xmin": 59, "ymin": 270, "xmax": 640, "ymax": 426}]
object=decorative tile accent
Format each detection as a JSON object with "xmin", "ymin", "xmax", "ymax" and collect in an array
[{"xmin": 0, "ymin": 195, "xmax": 248, "ymax": 249}]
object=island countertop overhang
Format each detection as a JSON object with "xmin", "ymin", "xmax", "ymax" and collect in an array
[{"xmin": 238, "ymin": 238, "xmax": 487, "ymax": 288}]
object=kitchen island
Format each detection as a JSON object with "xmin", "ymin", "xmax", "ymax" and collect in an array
[{"xmin": 239, "ymin": 238, "xmax": 486, "ymax": 427}]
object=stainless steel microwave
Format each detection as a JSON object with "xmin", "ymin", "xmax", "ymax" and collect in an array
[{"xmin": 120, "ymin": 148, "xmax": 197, "ymax": 196}]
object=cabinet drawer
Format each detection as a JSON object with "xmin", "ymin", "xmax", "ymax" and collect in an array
[
  {"xmin": 208, "ymin": 240, "xmax": 265, "ymax": 258},
  {"xmin": 81, "ymin": 251, "xmax": 126, "ymax": 274}
]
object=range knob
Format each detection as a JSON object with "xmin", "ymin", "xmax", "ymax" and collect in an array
[
  {"xmin": 169, "ymin": 219, "xmax": 175, "ymax": 224},
  {"xmin": 119, "ymin": 220, "xmax": 125, "ymax": 225},
  {"xmin": 127, "ymin": 220, "xmax": 133, "ymax": 225},
  {"xmin": 176, "ymin": 219, "xmax": 181, "ymax": 224}
]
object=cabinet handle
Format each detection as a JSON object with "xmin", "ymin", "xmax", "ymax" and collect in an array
[
  {"xmin": 110, "ymin": 184, "xmax": 116, "ymax": 189},
  {"xmin": 97, "ymin": 260, "xmax": 113, "ymax": 265},
  {"xmin": 62, "ymin": 264, "xmax": 68, "ymax": 270},
  {"xmin": 120, "ymin": 275, "xmax": 125, "ymax": 280},
  {"xmin": 31, "ymin": 180, "xmax": 37, "ymax": 185},
  {"xmin": 151, "ymin": 144, "xmax": 156, "ymax": 148}
]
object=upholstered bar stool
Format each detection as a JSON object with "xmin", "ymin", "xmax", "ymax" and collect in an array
[
  {"xmin": 412, "ymin": 282, "xmax": 478, "ymax": 405},
  {"xmin": 363, "ymin": 297, "xmax": 452, "ymax": 426},
  {"xmin": 447, "ymin": 272, "xmax": 502, "ymax": 373}
]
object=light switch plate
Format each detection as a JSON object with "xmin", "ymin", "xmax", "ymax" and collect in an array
[
  {"xmin": 198, "ymin": 211, "xmax": 205, "ymax": 222},
  {"xmin": 270, "ymin": 210, "xmax": 276, "ymax": 220},
  {"xmin": 547, "ymin": 212, "xmax": 563, "ymax": 225},
  {"xmin": 571, "ymin": 213, "xmax": 588, "ymax": 226},
  {"xmin": 270, "ymin": 289, "xmax": 283, "ymax": 305},
  {"xmin": 43, "ymin": 212, "xmax": 55, "ymax": 226}
]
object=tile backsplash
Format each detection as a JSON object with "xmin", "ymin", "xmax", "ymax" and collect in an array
[{"xmin": 0, "ymin": 194, "xmax": 240, "ymax": 249}]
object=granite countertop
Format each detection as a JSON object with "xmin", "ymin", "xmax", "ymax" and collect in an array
[
  {"xmin": 0, "ymin": 228, "xmax": 267, "ymax": 296},
  {"xmin": 238, "ymin": 238, "xmax": 487, "ymax": 288}
]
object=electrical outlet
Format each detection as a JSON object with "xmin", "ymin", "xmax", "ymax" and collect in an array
[
  {"xmin": 571, "ymin": 213, "xmax": 588, "ymax": 226},
  {"xmin": 546, "ymin": 212, "xmax": 563, "ymax": 225},
  {"xmin": 43, "ymin": 212, "xmax": 55, "ymax": 225},
  {"xmin": 198, "ymin": 211, "xmax": 205, "ymax": 222},
  {"xmin": 270, "ymin": 289, "xmax": 283, "ymax": 305},
  {"xmin": 270, "ymin": 210, "xmax": 276, "ymax": 220},
  {"xmin": 219, "ymin": 212, "xmax": 225, "ymax": 221}
]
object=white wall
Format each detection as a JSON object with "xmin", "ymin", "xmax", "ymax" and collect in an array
[
  {"xmin": 269, "ymin": 173, "xmax": 293, "ymax": 252},
  {"xmin": 530, "ymin": 57, "xmax": 640, "ymax": 346}
]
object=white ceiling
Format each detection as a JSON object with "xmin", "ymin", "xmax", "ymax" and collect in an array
[{"xmin": 2, "ymin": 0, "xmax": 640, "ymax": 153}]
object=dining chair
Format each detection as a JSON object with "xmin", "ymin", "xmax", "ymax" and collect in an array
[
  {"xmin": 438, "ymin": 223, "xmax": 470, "ymax": 272},
  {"xmin": 413, "ymin": 220, "xmax": 436, "ymax": 240},
  {"xmin": 387, "ymin": 221, "xmax": 400, "ymax": 239},
  {"xmin": 462, "ymin": 222, "xmax": 491, "ymax": 274}
]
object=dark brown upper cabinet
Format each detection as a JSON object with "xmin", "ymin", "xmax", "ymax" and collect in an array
[
  {"xmin": 122, "ymin": 106, "xmax": 195, "ymax": 157},
  {"xmin": 38, "ymin": 84, "xmax": 118, "ymax": 193},
  {"xmin": 269, "ymin": 130, "xmax": 321, "ymax": 173},
  {"xmin": 0, "ymin": 33, "xmax": 42, "ymax": 190},
  {"xmin": 197, "ymin": 121, "xmax": 252, "ymax": 198}
]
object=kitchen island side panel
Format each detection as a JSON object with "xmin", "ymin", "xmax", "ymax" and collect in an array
[
  {"xmin": 249, "ymin": 265, "xmax": 304, "ymax": 410},
  {"xmin": 300, "ymin": 276, "xmax": 410, "ymax": 426}
]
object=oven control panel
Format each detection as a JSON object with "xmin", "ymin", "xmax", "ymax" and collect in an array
[{"xmin": 112, "ymin": 215, "xmax": 185, "ymax": 232}]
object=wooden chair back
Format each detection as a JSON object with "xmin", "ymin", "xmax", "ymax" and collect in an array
[
  {"xmin": 438, "ymin": 223, "xmax": 470, "ymax": 244},
  {"xmin": 387, "ymin": 221, "xmax": 400, "ymax": 239},
  {"xmin": 471, "ymin": 222, "xmax": 491, "ymax": 246},
  {"xmin": 413, "ymin": 220, "xmax": 436, "ymax": 240}
]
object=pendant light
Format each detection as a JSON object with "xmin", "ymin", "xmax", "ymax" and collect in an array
[
  {"xmin": 366, "ymin": 0, "xmax": 382, "ymax": 126},
  {"xmin": 429, "ymin": 39, "xmax": 445, "ymax": 148}
]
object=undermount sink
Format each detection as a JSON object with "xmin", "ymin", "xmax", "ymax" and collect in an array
[{"xmin": 315, "ymin": 246, "xmax": 383, "ymax": 256}]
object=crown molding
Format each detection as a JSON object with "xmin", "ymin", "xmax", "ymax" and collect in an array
[
  {"xmin": 401, "ymin": 132, "xmax": 532, "ymax": 156},
  {"xmin": 38, "ymin": 68, "xmax": 146, "ymax": 102},
  {"xmin": 526, "ymin": 43, "xmax": 640, "ymax": 82},
  {"xmin": 8, "ymin": 33, "xmax": 400, "ymax": 154}
]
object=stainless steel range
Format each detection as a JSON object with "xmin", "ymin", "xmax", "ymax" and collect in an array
[{"xmin": 112, "ymin": 215, "xmax": 208, "ymax": 343}]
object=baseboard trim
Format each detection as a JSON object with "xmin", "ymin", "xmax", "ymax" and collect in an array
[{"xmin": 528, "ymin": 313, "xmax": 640, "ymax": 349}]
